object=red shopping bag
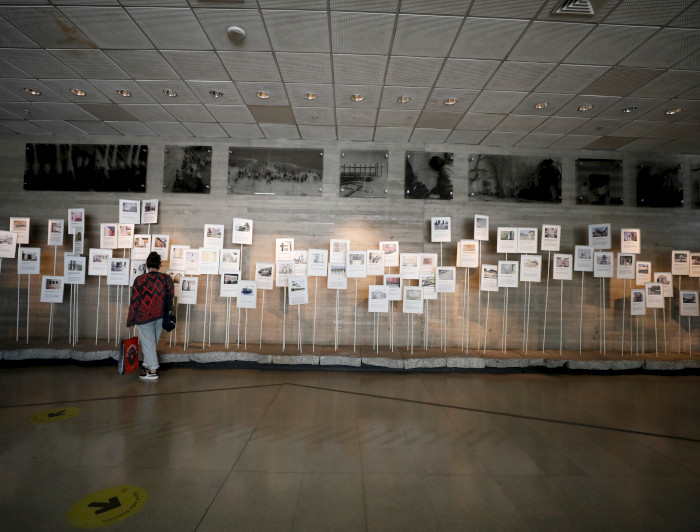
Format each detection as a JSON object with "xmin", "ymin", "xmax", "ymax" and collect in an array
[{"xmin": 118, "ymin": 336, "xmax": 139, "ymax": 375}]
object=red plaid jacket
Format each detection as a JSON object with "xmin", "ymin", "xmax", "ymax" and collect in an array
[{"xmin": 126, "ymin": 272, "xmax": 174, "ymax": 327}]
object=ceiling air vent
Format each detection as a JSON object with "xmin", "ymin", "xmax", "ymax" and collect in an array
[{"xmin": 553, "ymin": 0, "xmax": 594, "ymax": 15}]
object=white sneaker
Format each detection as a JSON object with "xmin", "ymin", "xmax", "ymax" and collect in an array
[{"xmin": 139, "ymin": 371, "xmax": 158, "ymax": 381}]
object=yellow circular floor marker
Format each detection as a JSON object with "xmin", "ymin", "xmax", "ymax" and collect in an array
[
  {"xmin": 67, "ymin": 485, "xmax": 148, "ymax": 529},
  {"xmin": 29, "ymin": 406, "xmax": 81, "ymax": 424}
]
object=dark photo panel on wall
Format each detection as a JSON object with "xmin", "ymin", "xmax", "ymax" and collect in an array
[
  {"xmin": 24, "ymin": 144, "xmax": 147, "ymax": 192},
  {"xmin": 405, "ymin": 151, "xmax": 453, "ymax": 200},
  {"xmin": 339, "ymin": 150, "xmax": 388, "ymax": 198},
  {"xmin": 576, "ymin": 159, "xmax": 623, "ymax": 205},
  {"xmin": 469, "ymin": 154, "xmax": 561, "ymax": 203},
  {"xmin": 163, "ymin": 146, "xmax": 211, "ymax": 193},
  {"xmin": 227, "ymin": 148, "xmax": 323, "ymax": 196},
  {"xmin": 637, "ymin": 162, "xmax": 683, "ymax": 207}
]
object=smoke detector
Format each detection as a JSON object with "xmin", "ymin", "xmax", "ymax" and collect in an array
[
  {"xmin": 553, "ymin": 0, "xmax": 594, "ymax": 15},
  {"xmin": 227, "ymin": 26, "xmax": 246, "ymax": 42}
]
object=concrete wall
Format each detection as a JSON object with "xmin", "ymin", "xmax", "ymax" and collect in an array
[{"xmin": 1, "ymin": 133, "xmax": 698, "ymax": 353}]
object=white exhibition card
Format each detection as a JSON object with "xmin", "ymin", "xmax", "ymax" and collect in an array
[
  {"xmin": 498, "ymin": 261, "xmax": 519, "ymax": 288},
  {"xmin": 593, "ymin": 252, "xmax": 614, "ymax": 278},
  {"xmin": 383, "ymin": 273, "xmax": 403, "ymax": 301},
  {"xmin": 368, "ymin": 285, "xmax": 389, "ymax": 313},
  {"xmin": 170, "ymin": 245, "xmax": 190, "ymax": 271},
  {"xmin": 88, "ymin": 249, "xmax": 112, "ymax": 276},
  {"xmin": 680, "ymin": 290, "xmax": 699, "ymax": 317},
  {"xmin": 588, "ymin": 223, "xmax": 611, "ymax": 249},
  {"xmin": 220, "ymin": 271, "xmax": 240, "ymax": 298},
  {"xmin": 237, "ymin": 280, "xmax": 257, "ymax": 308},
  {"xmin": 574, "ymin": 245, "xmax": 594, "ymax": 272},
  {"xmin": 255, "ymin": 263, "xmax": 275, "ymax": 290},
  {"xmin": 119, "ymin": 199, "xmax": 140, "ymax": 224},
  {"xmin": 481, "ymin": 264, "xmax": 499, "ymax": 292},
  {"xmin": 379, "ymin": 241, "xmax": 399, "ymax": 268},
  {"xmin": 431, "ymin": 216, "xmax": 451, "ymax": 243},
  {"xmin": 64, "ymin": 255, "xmax": 86, "ymax": 285},
  {"xmin": 541, "ymin": 224, "xmax": 561, "ymax": 252},
  {"xmin": 107, "ymin": 258, "xmax": 130, "ymax": 286},
  {"xmin": 184, "ymin": 248, "xmax": 201, "ymax": 275},
  {"xmin": 179, "ymin": 277, "xmax": 199, "ymax": 305},
  {"xmin": 68, "ymin": 208, "xmax": 84, "ymax": 235},
  {"xmin": 645, "ymin": 282, "xmax": 664, "ymax": 308},
  {"xmin": 307, "ymin": 249, "xmax": 328, "ymax": 277},
  {"xmin": 199, "ymin": 248, "xmax": 220, "ymax": 275},
  {"xmin": 420, "ymin": 272, "xmax": 437, "ymax": 300},
  {"xmin": 400, "ymin": 253, "xmax": 420, "ymax": 280},
  {"xmin": 552, "ymin": 254, "xmax": 573, "ymax": 281},
  {"xmin": 620, "ymin": 228, "xmax": 641, "ymax": 254},
  {"xmin": 18, "ymin": 247, "xmax": 41, "ymax": 275},
  {"xmin": 129, "ymin": 260, "xmax": 147, "ymax": 286},
  {"xmin": 327, "ymin": 263, "xmax": 348, "ymax": 290},
  {"xmin": 419, "ymin": 253, "xmax": 437, "ymax": 275},
  {"xmin": 100, "ymin": 223, "xmax": 118, "ymax": 250},
  {"xmin": 203, "ymin": 224, "xmax": 224, "ymax": 250},
  {"xmin": 232, "ymin": 218, "xmax": 253, "ymax": 245},
  {"xmin": 47, "ymin": 219, "xmax": 64, "ymax": 247},
  {"xmin": 520, "ymin": 255, "xmax": 542, "ymax": 283},
  {"xmin": 72, "ymin": 229, "xmax": 84, "ymax": 255},
  {"xmin": 457, "ymin": 240, "xmax": 479, "ymax": 268},
  {"xmin": 276, "ymin": 260, "xmax": 294, "ymax": 287},
  {"xmin": 40, "ymin": 276, "xmax": 64, "ymax": 303},
  {"xmin": 132, "ymin": 234, "xmax": 151, "ymax": 260},
  {"xmin": 367, "ymin": 250, "xmax": 385, "ymax": 276},
  {"xmin": 474, "ymin": 214, "xmax": 489, "ymax": 241},
  {"xmin": 630, "ymin": 289, "xmax": 646, "ymax": 315},
  {"xmin": 288, "ymin": 276, "xmax": 309, "ymax": 306},
  {"xmin": 219, "ymin": 248, "xmax": 241, "ymax": 274},
  {"xmin": 672, "ymin": 250, "xmax": 690, "ymax": 276},
  {"xmin": 402, "ymin": 286, "xmax": 424, "ymax": 314},
  {"xmin": 497, "ymin": 227, "xmax": 517, "ymax": 254},
  {"xmin": 517, "ymin": 227, "xmax": 538, "ymax": 254},
  {"xmin": 117, "ymin": 223, "xmax": 134, "ymax": 249},
  {"xmin": 691, "ymin": 253, "xmax": 700, "ymax": 278},
  {"xmin": 293, "ymin": 249, "xmax": 308, "ymax": 277},
  {"xmin": 0, "ymin": 231, "xmax": 18, "ymax": 259},
  {"xmin": 167, "ymin": 270, "xmax": 183, "ymax": 298},
  {"xmin": 10, "ymin": 217, "xmax": 30, "ymax": 244},
  {"xmin": 151, "ymin": 234, "xmax": 170, "ymax": 261},
  {"xmin": 617, "ymin": 253, "xmax": 636, "ymax": 280},
  {"xmin": 654, "ymin": 272, "xmax": 673, "ymax": 297},
  {"xmin": 636, "ymin": 261, "xmax": 652, "ymax": 285},
  {"xmin": 346, "ymin": 251, "xmax": 367, "ymax": 278},
  {"xmin": 276, "ymin": 237, "xmax": 294, "ymax": 262},
  {"xmin": 141, "ymin": 199, "xmax": 159, "ymax": 225},
  {"xmin": 329, "ymin": 238, "xmax": 349, "ymax": 265},
  {"xmin": 436, "ymin": 266, "xmax": 456, "ymax": 293}
]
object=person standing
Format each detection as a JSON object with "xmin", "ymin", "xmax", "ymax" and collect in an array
[{"xmin": 127, "ymin": 251, "xmax": 174, "ymax": 381}]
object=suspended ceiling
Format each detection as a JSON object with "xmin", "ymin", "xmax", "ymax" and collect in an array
[{"xmin": 0, "ymin": 0, "xmax": 699, "ymax": 154}]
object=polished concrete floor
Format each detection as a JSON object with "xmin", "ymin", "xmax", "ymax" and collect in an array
[{"xmin": 1, "ymin": 365, "xmax": 699, "ymax": 531}]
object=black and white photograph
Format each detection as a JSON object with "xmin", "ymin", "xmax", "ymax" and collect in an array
[
  {"xmin": 481, "ymin": 264, "xmax": 499, "ymax": 292},
  {"xmin": 588, "ymin": 223, "xmax": 612, "ymax": 250},
  {"xmin": 276, "ymin": 238, "xmax": 294, "ymax": 262},
  {"xmin": 307, "ymin": 250, "xmax": 328, "ymax": 277},
  {"xmin": 594, "ymin": 252, "xmax": 614, "ymax": 278},
  {"xmin": 405, "ymin": 151, "xmax": 453, "ymax": 200},
  {"xmin": 497, "ymin": 227, "xmax": 518, "ymax": 254},
  {"xmin": 219, "ymin": 249, "xmax": 241, "ymax": 274},
  {"xmin": 142, "ymin": 200, "xmax": 159, "ymax": 225},
  {"xmin": 636, "ymin": 261, "xmax": 652, "ymax": 285},
  {"xmin": 328, "ymin": 264, "xmax": 348, "ymax": 290},
  {"xmin": 203, "ymin": 224, "xmax": 224, "ymax": 249},
  {"xmin": 237, "ymin": 280, "xmax": 257, "ymax": 309},
  {"xmin": 228, "ymin": 148, "xmax": 322, "ymax": 196},
  {"xmin": 621, "ymin": 228, "xmax": 641, "ymax": 254},
  {"xmin": 25, "ymin": 144, "xmax": 147, "ymax": 192},
  {"xmin": 431, "ymin": 217, "xmax": 451, "ymax": 243},
  {"xmin": 119, "ymin": 199, "xmax": 140, "ymax": 224},
  {"xmin": 0, "ymin": 230, "xmax": 17, "ymax": 259},
  {"xmin": 672, "ymin": 250, "xmax": 690, "ymax": 276},
  {"xmin": 88, "ymin": 249, "xmax": 111, "ymax": 277},
  {"xmin": 288, "ymin": 277, "xmax": 309, "ymax": 306},
  {"xmin": 368, "ymin": 286, "xmax": 389, "ymax": 313},
  {"xmin": 474, "ymin": 215, "xmax": 489, "ymax": 241},
  {"xmin": 654, "ymin": 272, "xmax": 673, "ymax": 297},
  {"xmin": 339, "ymin": 150, "xmax": 388, "ymax": 198},
  {"xmin": 255, "ymin": 263, "xmax": 275, "ymax": 290},
  {"xmin": 107, "ymin": 258, "xmax": 130, "ymax": 286},
  {"xmin": 645, "ymin": 282, "xmax": 664, "ymax": 308},
  {"xmin": 574, "ymin": 245, "xmax": 594, "ymax": 273},
  {"xmin": 220, "ymin": 272, "xmax": 239, "ymax": 298},
  {"xmin": 637, "ymin": 161, "xmax": 683, "ymax": 207},
  {"xmin": 18, "ymin": 247, "xmax": 41, "ymax": 275},
  {"xmin": 436, "ymin": 266, "xmax": 456, "ymax": 293},
  {"xmin": 469, "ymin": 155, "xmax": 561, "ymax": 203},
  {"xmin": 232, "ymin": 218, "xmax": 253, "ymax": 245},
  {"xmin": 40, "ymin": 276, "xmax": 64, "ymax": 304},
  {"xmin": 276, "ymin": 260, "xmax": 295, "ymax": 287},
  {"xmin": 617, "ymin": 253, "xmax": 635, "ymax": 280},
  {"xmin": 631, "ymin": 289, "xmax": 646, "ymax": 315},
  {"xmin": 179, "ymin": 277, "xmax": 199, "ymax": 305},
  {"xmin": 163, "ymin": 146, "xmax": 211, "ymax": 194},
  {"xmin": 576, "ymin": 159, "xmax": 623, "ymax": 205},
  {"xmin": 680, "ymin": 290, "xmax": 699, "ymax": 317},
  {"xmin": 498, "ymin": 261, "xmax": 519, "ymax": 288}
]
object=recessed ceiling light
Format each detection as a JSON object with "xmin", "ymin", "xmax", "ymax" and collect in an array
[
  {"xmin": 621, "ymin": 106, "xmax": 637, "ymax": 113},
  {"xmin": 351, "ymin": 93, "xmax": 364, "ymax": 102},
  {"xmin": 256, "ymin": 90, "xmax": 270, "ymax": 99},
  {"xmin": 534, "ymin": 102, "xmax": 549, "ymax": 109},
  {"xmin": 162, "ymin": 89, "xmax": 177, "ymax": 97},
  {"xmin": 304, "ymin": 92, "xmax": 317, "ymax": 100},
  {"xmin": 397, "ymin": 95, "xmax": 411, "ymax": 104},
  {"xmin": 444, "ymin": 97, "xmax": 458, "ymax": 105},
  {"xmin": 578, "ymin": 103, "xmax": 594, "ymax": 112},
  {"xmin": 116, "ymin": 89, "xmax": 132, "ymax": 97},
  {"xmin": 665, "ymin": 107, "xmax": 682, "ymax": 115},
  {"xmin": 70, "ymin": 88, "xmax": 86, "ymax": 96},
  {"xmin": 209, "ymin": 90, "xmax": 223, "ymax": 98},
  {"xmin": 24, "ymin": 87, "xmax": 40, "ymax": 96}
]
